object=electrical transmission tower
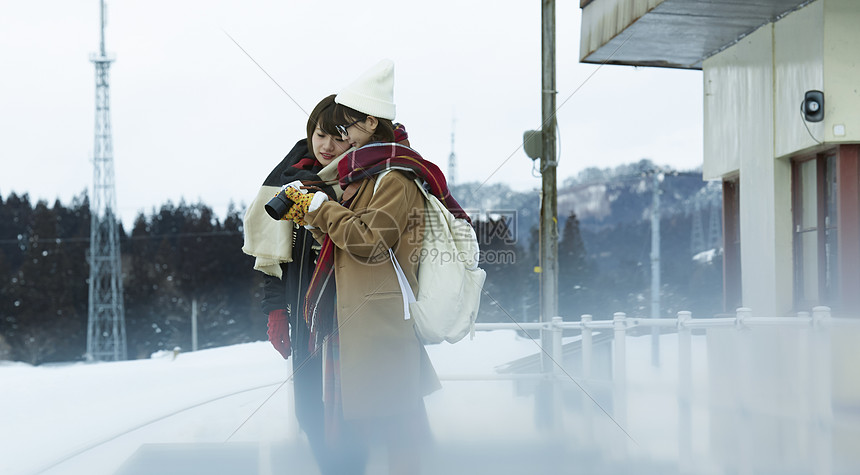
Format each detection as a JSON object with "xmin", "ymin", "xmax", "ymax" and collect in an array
[
  {"xmin": 690, "ymin": 201, "xmax": 705, "ymax": 255},
  {"xmin": 707, "ymin": 201, "xmax": 722, "ymax": 250},
  {"xmin": 86, "ymin": 0, "xmax": 127, "ymax": 361}
]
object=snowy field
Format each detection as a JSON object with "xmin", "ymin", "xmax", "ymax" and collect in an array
[
  {"xmin": 4, "ymin": 330, "xmax": 599, "ymax": 475},
  {"xmin": 6, "ymin": 327, "xmax": 851, "ymax": 474}
]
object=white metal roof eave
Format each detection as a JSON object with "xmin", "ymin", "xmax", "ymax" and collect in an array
[{"xmin": 578, "ymin": 0, "xmax": 817, "ymax": 70}]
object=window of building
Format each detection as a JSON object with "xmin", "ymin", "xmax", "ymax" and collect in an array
[
  {"xmin": 722, "ymin": 178, "xmax": 741, "ymax": 312},
  {"xmin": 792, "ymin": 152, "xmax": 838, "ymax": 309}
]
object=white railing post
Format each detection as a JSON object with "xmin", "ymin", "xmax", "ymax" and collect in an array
[
  {"xmin": 552, "ymin": 316, "xmax": 564, "ymax": 375},
  {"xmin": 796, "ymin": 310, "xmax": 812, "ymax": 471},
  {"xmin": 735, "ymin": 307, "xmax": 753, "ymax": 475},
  {"xmin": 613, "ymin": 312, "xmax": 628, "ymax": 456},
  {"xmin": 735, "ymin": 307, "xmax": 752, "ymax": 326},
  {"xmin": 581, "ymin": 315, "xmax": 593, "ymax": 380},
  {"xmin": 677, "ymin": 311, "xmax": 693, "ymax": 474},
  {"xmin": 551, "ymin": 316, "xmax": 564, "ymax": 434},
  {"xmin": 811, "ymin": 306, "xmax": 832, "ymax": 475},
  {"xmin": 581, "ymin": 314, "xmax": 593, "ymax": 446}
]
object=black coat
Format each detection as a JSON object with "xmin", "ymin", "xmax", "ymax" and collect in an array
[
  {"xmin": 259, "ymin": 139, "xmax": 321, "ymax": 346},
  {"xmin": 258, "ymin": 140, "xmax": 337, "ymax": 471},
  {"xmin": 257, "ymin": 139, "xmax": 367, "ymax": 474}
]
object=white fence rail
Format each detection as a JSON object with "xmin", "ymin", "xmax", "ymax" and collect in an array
[{"xmin": 455, "ymin": 306, "xmax": 860, "ymax": 475}]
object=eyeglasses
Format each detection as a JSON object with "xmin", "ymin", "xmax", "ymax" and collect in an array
[{"xmin": 335, "ymin": 118, "xmax": 363, "ymax": 137}]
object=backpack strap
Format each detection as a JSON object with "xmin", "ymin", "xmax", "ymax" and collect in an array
[
  {"xmin": 372, "ymin": 167, "xmax": 430, "ymax": 198},
  {"xmin": 372, "ymin": 168, "xmax": 395, "ymax": 195},
  {"xmin": 372, "ymin": 168, "xmax": 420, "ymax": 322},
  {"xmin": 389, "ymin": 249, "xmax": 416, "ymax": 320}
]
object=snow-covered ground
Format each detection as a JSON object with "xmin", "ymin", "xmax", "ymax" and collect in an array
[
  {"xmin": 7, "ymin": 327, "xmax": 850, "ymax": 474},
  {"xmin": 3, "ymin": 330, "xmax": 596, "ymax": 475}
]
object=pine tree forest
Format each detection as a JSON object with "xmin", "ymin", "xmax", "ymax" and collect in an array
[{"xmin": 0, "ymin": 167, "xmax": 723, "ymax": 364}]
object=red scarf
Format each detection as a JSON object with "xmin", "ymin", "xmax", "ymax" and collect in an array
[
  {"xmin": 291, "ymin": 156, "xmax": 322, "ymax": 171},
  {"xmin": 303, "ymin": 141, "xmax": 470, "ymax": 348},
  {"xmin": 337, "ymin": 143, "xmax": 470, "ymax": 222}
]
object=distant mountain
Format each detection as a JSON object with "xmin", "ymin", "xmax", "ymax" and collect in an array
[
  {"xmin": 452, "ymin": 159, "xmax": 722, "ymax": 243},
  {"xmin": 452, "ymin": 159, "xmax": 725, "ymax": 318}
]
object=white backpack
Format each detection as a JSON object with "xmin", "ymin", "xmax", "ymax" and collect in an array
[{"xmin": 375, "ymin": 170, "xmax": 486, "ymax": 344}]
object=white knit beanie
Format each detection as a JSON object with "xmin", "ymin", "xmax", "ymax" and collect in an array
[{"xmin": 335, "ymin": 59, "xmax": 396, "ymax": 120}]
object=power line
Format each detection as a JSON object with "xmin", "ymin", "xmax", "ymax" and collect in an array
[{"xmin": 0, "ymin": 230, "xmax": 243, "ymax": 246}]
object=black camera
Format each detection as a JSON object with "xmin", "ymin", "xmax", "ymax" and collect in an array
[{"xmin": 264, "ymin": 188, "xmax": 296, "ymax": 220}]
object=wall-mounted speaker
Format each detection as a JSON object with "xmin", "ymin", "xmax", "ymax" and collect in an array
[{"xmin": 803, "ymin": 90, "xmax": 824, "ymax": 122}]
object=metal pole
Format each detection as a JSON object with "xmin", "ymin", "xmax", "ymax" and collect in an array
[
  {"xmin": 651, "ymin": 171, "xmax": 661, "ymax": 365},
  {"xmin": 99, "ymin": 0, "xmax": 105, "ymax": 56},
  {"xmin": 192, "ymin": 298, "xmax": 198, "ymax": 352},
  {"xmin": 538, "ymin": 0, "xmax": 560, "ymax": 432}
]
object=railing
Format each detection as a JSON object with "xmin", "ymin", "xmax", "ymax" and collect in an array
[{"xmin": 447, "ymin": 306, "xmax": 860, "ymax": 474}]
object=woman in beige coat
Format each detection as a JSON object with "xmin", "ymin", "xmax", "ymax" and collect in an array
[{"xmin": 280, "ymin": 59, "xmax": 471, "ymax": 475}]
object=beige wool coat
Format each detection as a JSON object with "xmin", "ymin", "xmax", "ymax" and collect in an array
[{"xmin": 303, "ymin": 169, "xmax": 441, "ymax": 421}]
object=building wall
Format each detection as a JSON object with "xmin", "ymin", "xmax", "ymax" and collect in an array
[
  {"xmin": 703, "ymin": 2, "xmax": 832, "ymax": 176},
  {"xmin": 703, "ymin": 26, "xmax": 793, "ymax": 316},
  {"xmin": 773, "ymin": 0, "xmax": 860, "ymax": 151},
  {"xmin": 701, "ymin": 45, "xmax": 742, "ymax": 179},
  {"xmin": 823, "ymin": 0, "xmax": 860, "ymax": 143},
  {"xmin": 774, "ymin": 1, "xmax": 824, "ymax": 158},
  {"xmin": 772, "ymin": 0, "xmax": 860, "ymax": 150},
  {"xmin": 702, "ymin": 0, "xmax": 859, "ymax": 315}
]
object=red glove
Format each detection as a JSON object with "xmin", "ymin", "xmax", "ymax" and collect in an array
[{"xmin": 267, "ymin": 309, "xmax": 291, "ymax": 359}]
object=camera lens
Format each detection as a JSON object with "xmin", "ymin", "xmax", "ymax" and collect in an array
[{"xmin": 264, "ymin": 192, "xmax": 294, "ymax": 220}]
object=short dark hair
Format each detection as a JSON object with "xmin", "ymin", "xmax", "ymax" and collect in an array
[
  {"xmin": 321, "ymin": 102, "xmax": 396, "ymax": 144},
  {"xmin": 306, "ymin": 94, "xmax": 337, "ymax": 147}
]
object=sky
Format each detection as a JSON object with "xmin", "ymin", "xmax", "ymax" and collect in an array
[
  {"xmin": 0, "ymin": 0, "xmax": 703, "ymax": 227},
  {"xmin": 1, "ymin": 331, "xmax": 704, "ymax": 475}
]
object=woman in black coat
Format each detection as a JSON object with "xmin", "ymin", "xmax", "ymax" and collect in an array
[{"xmin": 246, "ymin": 94, "xmax": 366, "ymax": 474}]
